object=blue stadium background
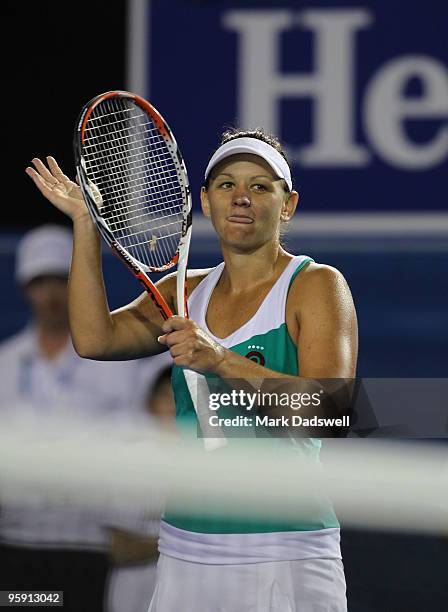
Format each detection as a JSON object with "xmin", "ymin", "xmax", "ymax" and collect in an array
[{"xmin": 2, "ymin": 0, "xmax": 447, "ymax": 610}]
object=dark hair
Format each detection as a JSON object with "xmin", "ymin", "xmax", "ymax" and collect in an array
[
  {"xmin": 203, "ymin": 127, "xmax": 291, "ymax": 192},
  {"xmin": 151, "ymin": 366, "xmax": 172, "ymax": 396}
]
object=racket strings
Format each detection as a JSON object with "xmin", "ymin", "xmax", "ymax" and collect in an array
[
  {"xmin": 87, "ymin": 169, "xmax": 183, "ymax": 214},
  {"xmin": 82, "ymin": 97, "xmax": 185, "ymax": 269},
  {"xmin": 86, "ymin": 99, "xmax": 181, "ymax": 267}
]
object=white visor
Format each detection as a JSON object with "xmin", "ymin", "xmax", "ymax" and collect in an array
[{"xmin": 204, "ymin": 137, "xmax": 292, "ymax": 191}]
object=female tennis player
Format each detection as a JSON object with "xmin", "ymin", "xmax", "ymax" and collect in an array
[{"xmin": 26, "ymin": 128, "xmax": 357, "ymax": 612}]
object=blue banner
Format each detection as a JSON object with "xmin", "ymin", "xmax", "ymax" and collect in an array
[{"xmin": 141, "ymin": 0, "xmax": 448, "ymax": 212}]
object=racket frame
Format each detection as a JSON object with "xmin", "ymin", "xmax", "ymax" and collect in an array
[
  {"xmin": 74, "ymin": 90, "xmax": 226, "ymax": 451},
  {"xmin": 74, "ymin": 90, "xmax": 192, "ymax": 321}
]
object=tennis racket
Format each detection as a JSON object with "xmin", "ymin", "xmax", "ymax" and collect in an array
[{"xmin": 74, "ymin": 90, "xmax": 226, "ymax": 451}]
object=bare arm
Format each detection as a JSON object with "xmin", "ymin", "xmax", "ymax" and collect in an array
[
  {"xmin": 294, "ymin": 263, "xmax": 358, "ymax": 379},
  {"xmin": 26, "ymin": 157, "xmax": 171, "ymax": 360}
]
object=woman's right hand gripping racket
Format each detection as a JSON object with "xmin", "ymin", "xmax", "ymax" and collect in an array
[{"xmin": 74, "ymin": 90, "xmax": 226, "ymax": 451}]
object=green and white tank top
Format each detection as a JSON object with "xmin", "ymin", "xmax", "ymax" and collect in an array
[{"xmin": 159, "ymin": 255, "xmax": 341, "ymax": 563}]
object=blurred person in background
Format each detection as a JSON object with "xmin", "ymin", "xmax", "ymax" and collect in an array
[
  {"xmin": 0, "ymin": 224, "xmax": 171, "ymax": 611},
  {"xmin": 107, "ymin": 365, "xmax": 176, "ymax": 612},
  {"xmin": 145, "ymin": 366, "xmax": 176, "ymax": 433}
]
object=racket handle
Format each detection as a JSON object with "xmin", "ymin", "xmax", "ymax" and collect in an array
[{"xmin": 183, "ymin": 369, "xmax": 227, "ymax": 452}]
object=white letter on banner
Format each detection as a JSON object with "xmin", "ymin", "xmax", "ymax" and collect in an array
[
  {"xmin": 223, "ymin": 9, "xmax": 372, "ymax": 166},
  {"xmin": 364, "ymin": 56, "xmax": 448, "ymax": 169}
]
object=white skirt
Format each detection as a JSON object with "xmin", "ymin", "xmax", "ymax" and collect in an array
[
  {"xmin": 107, "ymin": 562, "xmax": 158, "ymax": 612},
  {"xmin": 147, "ymin": 553, "xmax": 347, "ymax": 612}
]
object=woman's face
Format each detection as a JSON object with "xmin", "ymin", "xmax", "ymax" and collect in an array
[
  {"xmin": 201, "ymin": 153, "xmax": 297, "ymax": 252},
  {"xmin": 23, "ymin": 275, "xmax": 69, "ymax": 330}
]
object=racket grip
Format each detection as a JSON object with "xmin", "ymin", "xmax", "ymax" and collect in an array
[{"xmin": 183, "ymin": 369, "xmax": 227, "ymax": 452}]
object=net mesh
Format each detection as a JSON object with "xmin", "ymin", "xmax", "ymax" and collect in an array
[{"xmin": 82, "ymin": 96, "xmax": 185, "ymax": 270}]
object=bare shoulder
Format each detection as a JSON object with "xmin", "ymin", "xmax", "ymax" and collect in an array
[
  {"xmin": 288, "ymin": 262, "xmax": 355, "ymax": 318},
  {"xmin": 117, "ymin": 267, "xmax": 215, "ymax": 322},
  {"xmin": 159, "ymin": 268, "xmax": 214, "ymax": 298},
  {"xmin": 296, "ymin": 262, "xmax": 351, "ymax": 294},
  {"xmin": 186, "ymin": 268, "xmax": 215, "ymax": 294}
]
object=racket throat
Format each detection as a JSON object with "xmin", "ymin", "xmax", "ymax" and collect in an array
[{"xmin": 112, "ymin": 242, "xmax": 172, "ymax": 320}]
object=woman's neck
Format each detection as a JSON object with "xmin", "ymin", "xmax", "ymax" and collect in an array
[{"xmin": 219, "ymin": 243, "xmax": 291, "ymax": 293}]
